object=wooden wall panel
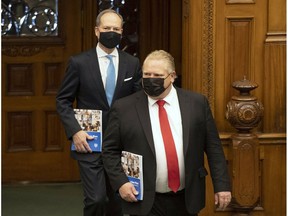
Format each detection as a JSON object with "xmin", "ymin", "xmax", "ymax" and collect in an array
[
  {"xmin": 182, "ymin": 0, "xmax": 196, "ymax": 91},
  {"xmin": 267, "ymin": 0, "xmax": 286, "ymax": 33},
  {"xmin": 182, "ymin": 0, "xmax": 286, "ymax": 215},
  {"xmin": 231, "ymin": 138, "xmax": 259, "ymax": 206},
  {"xmin": 198, "ymin": 136, "xmax": 286, "ymax": 216},
  {"xmin": 263, "ymin": 44, "xmax": 286, "ymax": 132},
  {"xmin": 6, "ymin": 112, "xmax": 33, "ymax": 152},
  {"xmin": 263, "ymin": 0, "xmax": 286, "ymax": 133},
  {"xmin": 1, "ymin": 0, "xmax": 286, "ymax": 214},
  {"xmin": 2, "ymin": 0, "xmax": 82, "ymax": 183},
  {"xmin": 43, "ymin": 63, "xmax": 63, "ymax": 95},
  {"xmin": 215, "ymin": 1, "xmax": 267, "ymax": 132},
  {"xmin": 259, "ymin": 136, "xmax": 286, "ymax": 216},
  {"xmin": 44, "ymin": 111, "xmax": 63, "ymax": 151},
  {"xmin": 6, "ymin": 64, "xmax": 34, "ymax": 95},
  {"xmin": 225, "ymin": 17, "xmax": 254, "ymax": 103},
  {"xmin": 182, "ymin": 0, "xmax": 210, "ymax": 96}
]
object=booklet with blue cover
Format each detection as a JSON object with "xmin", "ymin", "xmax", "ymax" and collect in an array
[
  {"xmin": 71, "ymin": 109, "xmax": 102, "ymax": 152},
  {"xmin": 121, "ymin": 151, "xmax": 143, "ymax": 200}
]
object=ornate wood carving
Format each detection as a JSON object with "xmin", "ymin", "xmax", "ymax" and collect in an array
[
  {"xmin": 202, "ymin": 0, "xmax": 215, "ymax": 111},
  {"xmin": 226, "ymin": 78, "xmax": 263, "ymax": 215},
  {"xmin": 182, "ymin": 0, "xmax": 216, "ymax": 111},
  {"xmin": 182, "ymin": 0, "xmax": 286, "ymax": 214},
  {"xmin": 229, "ymin": 134, "xmax": 260, "ymax": 209},
  {"xmin": 2, "ymin": 45, "xmax": 46, "ymax": 57},
  {"xmin": 183, "ymin": 0, "xmax": 190, "ymax": 19},
  {"xmin": 226, "ymin": 78, "xmax": 264, "ymax": 132}
]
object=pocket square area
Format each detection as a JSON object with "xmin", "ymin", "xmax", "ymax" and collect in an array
[{"xmin": 124, "ymin": 77, "xmax": 133, "ymax": 82}]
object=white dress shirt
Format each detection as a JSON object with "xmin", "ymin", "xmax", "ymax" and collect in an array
[
  {"xmin": 148, "ymin": 86, "xmax": 185, "ymax": 193},
  {"xmin": 96, "ymin": 45, "xmax": 119, "ymax": 88}
]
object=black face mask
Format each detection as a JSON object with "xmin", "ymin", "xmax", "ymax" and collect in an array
[
  {"xmin": 142, "ymin": 75, "xmax": 170, "ymax": 97},
  {"xmin": 99, "ymin": 31, "xmax": 121, "ymax": 49}
]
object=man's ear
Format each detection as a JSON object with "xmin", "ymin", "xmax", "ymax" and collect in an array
[
  {"xmin": 170, "ymin": 71, "xmax": 177, "ymax": 82},
  {"xmin": 94, "ymin": 27, "xmax": 99, "ymax": 37}
]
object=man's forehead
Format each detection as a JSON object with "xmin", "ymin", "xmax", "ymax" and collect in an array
[
  {"xmin": 144, "ymin": 59, "xmax": 166, "ymax": 67},
  {"xmin": 142, "ymin": 66, "xmax": 166, "ymax": 75},
  {"xmin": 101, "ymin": 13, "xmax": 121, "ymax": 23}
]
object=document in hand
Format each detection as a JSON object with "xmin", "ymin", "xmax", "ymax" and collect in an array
[
  {"xmin": 71, "ymin": 109, "xmax": 102, "ymax": 152},
  {"xmin": 121, "ymin": 151, "xmax": 143, "ymax": 200}
]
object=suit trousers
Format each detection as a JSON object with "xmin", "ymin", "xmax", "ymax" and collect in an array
[
  {"xmin": 131, "ymin": 190, "xmax": 198, "ymax": 216},
  {"xmin": 78, "ymin": 158, "xmax": 123, "ymax": 216}
]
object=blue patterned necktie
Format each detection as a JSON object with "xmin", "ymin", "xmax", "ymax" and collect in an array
[{"xmin": 105, "ymin": 55, "xmax": 116, "ymax": 106}]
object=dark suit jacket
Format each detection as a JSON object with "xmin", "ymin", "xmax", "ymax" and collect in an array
[
  {"xmin": 102, "ymin": 88, "xmax": 231, "ymax": 215},
  {"xmin": 56, "ymin": 48, "xmax": 142, "ymax": 161}
]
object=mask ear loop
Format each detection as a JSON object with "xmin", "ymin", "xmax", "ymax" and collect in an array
[
  {"xmin": 163, "ymin": 73, "xmax": 174, "ymax": 91},
  {"xmin": 164, "ymin": 74, "xmax": 170, "ymax": 80}
]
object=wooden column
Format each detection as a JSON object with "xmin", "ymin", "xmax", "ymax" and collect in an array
[{"xmin": 226, "ymin": 78, "xmax": 264, "ymax": 215}]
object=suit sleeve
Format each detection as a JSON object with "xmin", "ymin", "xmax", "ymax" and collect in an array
[
  {"xmin": 133, "ymin": 58, "xmax": 142, "ymax": 92},
  {"xmin": 102, "ymin": 103, "xmax": 130, "ymax": 191},
  {"xmin": 203, "ymin": 97, "xmax": 231, "ymax": 193},
  {"xmin": 56, "ymin": 57, "xmax": 82, "ymax": 139}
]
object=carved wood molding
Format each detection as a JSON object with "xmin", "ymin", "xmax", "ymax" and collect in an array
[
  {"xmin": 202, "ymin": 0, "xmax": 215, "ymax": 111},
  {"xmin": 220, "ymin": 132, "xmax": 287, "ymax": 145},
  {"xmin": 265, "ymin": 32, "xmax": 286, "ymax": 43},
  {"xmin": 2, "ymin": 35, "xmax": 64, "ymax": 57},
  {"xmin": 183, "ymin": 0, "xmax": 190, "ymax": 19},
  {"xmin": 230, "ymin": 134, "xmax": 260, "ymax": 209},
  {"xmin": 226, "ymin": 0, "xmax": 255, "ymax": 3},
  {"xmin": 2, "ymin": 46, "xmax": 46, "ymax": 57}
]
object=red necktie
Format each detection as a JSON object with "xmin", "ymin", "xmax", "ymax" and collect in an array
[{"xmin": 157, "ymin": 100, "xmax": 180, "ymax": 193}]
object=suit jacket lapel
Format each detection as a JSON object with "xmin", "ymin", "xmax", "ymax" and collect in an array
[
  {"xmin": 113, "ymin": 50, "xmax": 127, "ymax": 101},
  {"xmin": 87, "ymin": 49, "xmax": 107, "ymax": 103},
  {"xmin": 135, "ymin": 91, "xmax": 156, "ymax": 156},
  {"xmin": 176, "ymin": 88, "xmax": 191, "ymax": 155},
  {"xmin": 135, "ymin": 89, "xmax": 191, "ymax": 158}
]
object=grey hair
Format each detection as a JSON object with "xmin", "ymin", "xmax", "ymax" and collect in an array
[
  {"xmin": 143, "ymin": 50, "xmax": 176, "ymax": 73},
  {"xmin": 95, "ymin": 9, "xmax": 124, "ymax": 27}
]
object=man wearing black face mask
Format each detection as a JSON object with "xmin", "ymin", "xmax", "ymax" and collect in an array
[
  {"xmin": 102, "ymin": 50, "xmax": 231, "ymax": 216},
  {"xmin": 56, "ymin": 9, "xmax": 142, "ymax": 216}
]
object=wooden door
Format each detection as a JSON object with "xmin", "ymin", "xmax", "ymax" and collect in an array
[
  {"xmin": 2, "ymin": 1, "xmax": 83, "ymax": 183},
  {"xmin": 1, "ymin": 0, "xmax": 183, "ymax": 183}
]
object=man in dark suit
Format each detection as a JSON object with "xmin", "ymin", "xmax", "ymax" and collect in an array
[
  {"xmin": 56, "ymin": 9, "xmax": 142, "ymax": 216},
  {"xmin": 102, "ymin": 50, "xmax": 231, "ymax": 216}
]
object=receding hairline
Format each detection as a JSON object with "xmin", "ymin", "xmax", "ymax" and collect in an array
[
  {"xmin": 143, "ymin": 50, "xmax": 175, "ymax": 73},
  {"xmin": 95, "ymin": 9, "xmax": 124, "ymax": 27}
]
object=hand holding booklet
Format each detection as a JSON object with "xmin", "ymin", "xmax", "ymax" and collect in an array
[
  {"xmin": 121, "ymin": 151, "xmax": 143, "ymax": 200},
  {"xmin": 71, "ymin": 109, "xmax": 102, "ymax": 152}
]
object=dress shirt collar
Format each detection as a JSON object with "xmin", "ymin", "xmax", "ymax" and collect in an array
[
  {"xmin": 147, "ymin": 85, "xmax": 177, "ymax": 107},
  {"xmin": 96, "ymin": 45, "xmax": 119, "ymax": 58}
]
